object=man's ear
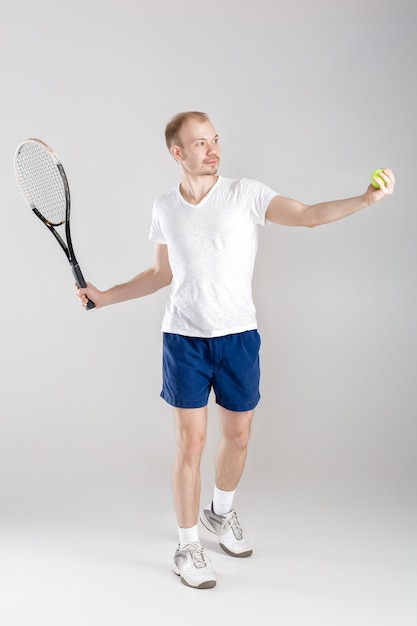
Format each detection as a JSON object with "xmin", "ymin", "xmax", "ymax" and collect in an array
[{"xmin": 170, "ymin": 145, "xmax": 182, "ymax": 162}]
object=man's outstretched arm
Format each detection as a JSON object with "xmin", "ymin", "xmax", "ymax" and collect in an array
[{"xmin": 265, "ymin": 168, "xmax": 395, "ymax": 228}]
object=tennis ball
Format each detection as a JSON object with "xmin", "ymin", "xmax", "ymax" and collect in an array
[{"xmin": 371, "ymin": 168, "xmax": 385, "ymax": 189}]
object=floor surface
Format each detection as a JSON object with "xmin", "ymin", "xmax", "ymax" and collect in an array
[{"xmin": 1, "ymin": 483, "xmax": 416, "ymax": 626}]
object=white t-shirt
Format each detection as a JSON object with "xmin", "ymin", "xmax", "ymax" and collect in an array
[{"xmin": 148, "ymin": 176, "xmax": 278, "ymax": 338}]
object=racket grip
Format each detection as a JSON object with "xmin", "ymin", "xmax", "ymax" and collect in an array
[{"xmin": 71, "ymin": 263, "xmax": 95, "ymax": 310}]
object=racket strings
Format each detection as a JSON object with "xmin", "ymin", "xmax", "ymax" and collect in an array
[{"xmin": 16, "ymin": 142, "xmax": 67, "ymax": 225}]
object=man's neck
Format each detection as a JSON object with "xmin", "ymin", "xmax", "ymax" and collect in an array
[{"xmin": 179, "ymin": 175, "xmax": 218, "ymax": 205}]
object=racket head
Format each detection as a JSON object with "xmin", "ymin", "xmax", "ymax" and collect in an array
[{"xmin": 14, "ymin": 138, "xmax": 70, "ymax": 227}]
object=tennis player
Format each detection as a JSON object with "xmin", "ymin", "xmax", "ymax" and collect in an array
[{"xmin": 77, "ymin": 112, "xmax": 395, "ymax": 589}]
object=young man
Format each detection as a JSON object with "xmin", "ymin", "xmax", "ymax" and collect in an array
[{"xmin": 76, "ymin": 112, "xmax": 395, "ymax": 589}]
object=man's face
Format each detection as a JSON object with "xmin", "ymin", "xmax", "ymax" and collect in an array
[{"xmin": 173, "ymin": 119, "xmax": 220, "ymax": 177}]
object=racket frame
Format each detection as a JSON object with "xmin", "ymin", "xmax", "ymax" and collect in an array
[{"xmin": 14, "ymin": 138, "xmax": 94, "ymax": 309}]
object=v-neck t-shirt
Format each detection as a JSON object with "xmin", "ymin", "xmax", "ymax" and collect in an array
[{"xmin": 148, "ymin": 176, "xmax": 277, "ymax": 338}]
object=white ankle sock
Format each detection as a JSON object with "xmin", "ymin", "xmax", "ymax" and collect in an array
[
  {"xmin": 178, "ymin": 524, "xmax": 200, "ymax": 548},
  {"xmin": 212, "ymin": 486, "xmax": 236, "ymax": 516}
]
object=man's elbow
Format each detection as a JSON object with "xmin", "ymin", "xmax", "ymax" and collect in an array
[
  {"xmin": 156, "ymin": 269, "xmax": 173, "ymax": 289},
  {"xmin": 302, "ymin": 207, "xmax": 318, "ymax": 228},
  {"xmin": 161, "ymin": 272, "xmax": 173, "ymax": 287}
]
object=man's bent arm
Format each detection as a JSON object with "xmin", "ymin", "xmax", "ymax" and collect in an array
[{"xmin": 76, "ymin": 243, "xmax": 172, "ymax": 309}]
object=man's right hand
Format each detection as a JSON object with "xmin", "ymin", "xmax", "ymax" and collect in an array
[{"xmin": 75, "ymin": 283, "xmax": 104, "ymax": 309}]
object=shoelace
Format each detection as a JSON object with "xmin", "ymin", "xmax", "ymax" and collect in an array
[
  {"xmin": 184, "ymin": 543, "xmax": 209, "ymax": 569},
  {"xmin": 224, "ymin": 511, "xmax": 243, "ymax": 540}
]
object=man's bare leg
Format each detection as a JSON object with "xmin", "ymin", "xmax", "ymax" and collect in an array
[
  {"xmin": 172, "ymin": 406, "xmax": 208, "ymax": 529},
  {"xmin": 199, "ymin": 406, "xmax": 254, "ymax": 558},
  {"xmin": 215, "ymin": 407, "xmax": 254, "ymax": 491}
]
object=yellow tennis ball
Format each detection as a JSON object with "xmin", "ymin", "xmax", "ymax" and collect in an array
[{"xmin": 371, "ymin": 168, "xmax": 385, "ymax": 189}]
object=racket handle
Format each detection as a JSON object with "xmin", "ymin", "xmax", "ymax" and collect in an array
[{"xmin": 71, "ymin": 263, "xmax": 95, "ymax": 310}]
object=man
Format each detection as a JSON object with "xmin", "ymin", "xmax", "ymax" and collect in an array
[{"xmin": 76, "ymin": 111, "xmax": 395, "ymax": 589}]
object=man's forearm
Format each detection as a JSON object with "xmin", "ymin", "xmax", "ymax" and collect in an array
[
  {"xmin": 306, "ymin": 193, "xmax": 371, "ymax": 227},
  {"xmin": 102, "ymin": 268, "xmax": 171, "ymax": 306}
]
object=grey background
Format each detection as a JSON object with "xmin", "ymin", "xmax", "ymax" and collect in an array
[{"xmin": 0, "ymin": 0, "xmax": 415, "ymax": 624}]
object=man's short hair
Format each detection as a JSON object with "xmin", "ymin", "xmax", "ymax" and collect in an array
[{"xmin": 165, "ymin": 111, "xmax": 210, "ymax": 149}]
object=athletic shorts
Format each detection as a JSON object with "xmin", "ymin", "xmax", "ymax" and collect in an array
[{"xmin": 160, "ymin": 330, "xmax": 261, "ymax": 411}]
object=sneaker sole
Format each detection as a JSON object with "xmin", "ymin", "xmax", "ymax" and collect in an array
[
  {"xmin": 200, "ymin": 512, "xmax": 253, "ymax": 558},
  {"xmin": 172, "ymin": 566, "xmax": 216, "ymax": 589}
]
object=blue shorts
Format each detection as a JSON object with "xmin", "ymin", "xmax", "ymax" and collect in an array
[{"xmin": 161, "ymin": 330, "xmax": 261, "ymax": 411}]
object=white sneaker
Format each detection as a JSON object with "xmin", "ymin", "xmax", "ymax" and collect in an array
[
  {"xmin": 172, "ymin": 542, "xmax": 216, "ymax": 589},
  {"xmin": 200, "ymin": 503, "xmax": 253, "ymax": 557}
]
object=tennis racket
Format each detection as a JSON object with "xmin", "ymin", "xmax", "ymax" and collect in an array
[{"xmin": 14, "ymin": 138, "xmax": 95, "ymax": 310}]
